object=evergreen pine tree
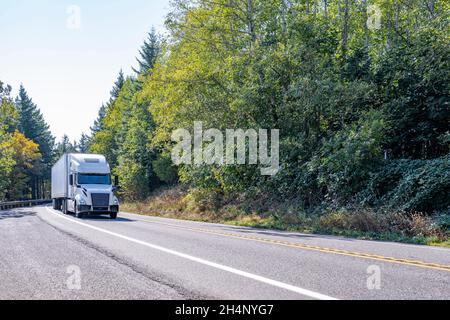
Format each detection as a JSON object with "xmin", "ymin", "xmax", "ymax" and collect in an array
[
  {"xmin": 15, "ymin": 85, "xmax": 55, "ymax": 199},
  {"xmin": 90, "ymin": 103, "xmax": 107, "ymax": 135},
  {"xmin": 78, "ymin": 133, "xmax": 90, "ymax": 153},
  {"xmin": 56, "ymin": 135, "xmax": 76, "ymax": 157},
  {"xmin": 133, "ymin": 27, "xmax": 160, "ymax": 75},
  {"xmin": 15, "ymin": 85, "xmax": 54, "ymax": 160},
  {"xmin": 110, "ymin": 69, "xmax": 125, "ymax": 99}
]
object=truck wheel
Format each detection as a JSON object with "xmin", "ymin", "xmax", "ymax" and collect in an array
[
  {"xmin": 52, "ymin": 199, "xmax": 57, "ymax": 210},
  {"xmin": 62, "ymin": 200, "xmax": 68, "ymax": 215},
  {"xmin": 75, "ymin": 211, "xmax": 84, "ymax": 219},
  {"xmin": 55, "ymin": 199, "xmax": 61, "ymax": 211},
  {"xmin": 110, "ymin": 212, "xmax": 117, "ymax": 220},
  {"xmin": 74, "ymin": 202, "xmax": 84, "ymax": 219}
]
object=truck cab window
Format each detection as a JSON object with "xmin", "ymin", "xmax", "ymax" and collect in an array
[{"xmin": 77, "ymin": 174, "xmax": 111, "ymax": 185}]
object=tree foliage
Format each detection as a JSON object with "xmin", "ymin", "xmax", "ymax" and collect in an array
[
  {"xmin": 133, "ymin": 28, "xmax": 160, "ymax": 76},
  {"xmin": 15, "ymin": 85, "xmax": 55, "ymax": 198},
  {"xmin": 4, "ymin": 131, "xmax": 41, "ymax": 200},
  {"xmin": 0, "ymin": 81, "xmax": 45, "ymax": 201},
  {"xmin": 90, "ymin": 55, "xmax": 160, "ymax": 199},
  {"xmin": 89, "ymin": 1, "xmax": 449, "ymax": 215}
]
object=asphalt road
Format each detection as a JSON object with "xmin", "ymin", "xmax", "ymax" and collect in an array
[{"xmin": 0, "ymin": 205, "xmax": 449, "ymax": 300}]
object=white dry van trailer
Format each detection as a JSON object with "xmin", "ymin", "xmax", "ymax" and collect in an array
[{"xmin": 51, "ymin": 153, "xmax": 119, "ymax": 219}]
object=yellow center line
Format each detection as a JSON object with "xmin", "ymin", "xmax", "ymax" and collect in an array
[{"xmin": 131, "ymin": 216, "xmax": 450, "ymax": 272}]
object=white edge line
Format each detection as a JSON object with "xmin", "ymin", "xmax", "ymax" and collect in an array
[{"xmin": 45, "ymin": 206, "xmax": 338, "ymax": 300}]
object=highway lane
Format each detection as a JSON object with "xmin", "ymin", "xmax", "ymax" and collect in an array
[
  {"xmin": 0, "ymin": 205, "xmax": 449, "ymax": 300},
  {"xmin": 0, "ymin": 207, "xmax": 195, "ymax": 299}
]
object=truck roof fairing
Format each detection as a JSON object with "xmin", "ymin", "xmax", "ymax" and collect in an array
[{"xmin": 68, "ymin": 153, "xmax": 111, "ymax": 174}]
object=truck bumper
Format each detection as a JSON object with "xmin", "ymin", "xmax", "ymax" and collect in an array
[
  {"xmin": 77, "ymin": 205, "xmax": 91, "ymax": 213},
  {"xmin": 77, "ymin": 205, "xmax": 119, "ymax": 214}
]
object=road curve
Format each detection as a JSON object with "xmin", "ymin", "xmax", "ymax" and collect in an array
[{"xmin": 0, "ymin": 206, "xmax": 449, "ymax": 300}]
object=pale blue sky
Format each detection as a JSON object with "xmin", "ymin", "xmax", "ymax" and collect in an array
[{"xmin": 1, "ymin": 0, "xmax": 170, "ymax": 142}]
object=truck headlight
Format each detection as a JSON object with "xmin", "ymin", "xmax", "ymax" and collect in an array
[
  {"xmin": 113, "ymin": 198, "xmax": 119, "ymax": 205},
  {"xmin": 79, "ymin": 198, "xmax": 86, "ymax": 205}
]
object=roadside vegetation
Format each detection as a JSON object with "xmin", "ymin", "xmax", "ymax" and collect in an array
[
  {"xmin": 1, "ymin": 1, "xmax": 448, "ymax": 245},
  {"xmin": 88, "ymin": 0, "xmax": 449, "ymax": 246},
  {"xmin": 121, "ymin": 186, "xmax": 449, "ymax": 247},
  {"xmin": 0, "ymin": 83, "xmax": 53, "ymax": 200},
  {"xmin": 0, "ymin": 82, "xmax": 88, "ymax": 201}
]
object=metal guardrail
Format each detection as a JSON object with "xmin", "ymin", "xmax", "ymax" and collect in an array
[{"xmin": 0, "ymin": 199, "xmax": 52, "ymax": 211}]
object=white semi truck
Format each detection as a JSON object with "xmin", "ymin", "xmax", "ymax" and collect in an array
[{"xmin": 51, "ymin": 153, "xmax": 120, "ymax": 219}]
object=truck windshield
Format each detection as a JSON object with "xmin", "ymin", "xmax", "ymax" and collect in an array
[{"xmin": 77, "ymin": 174, "xmax": 111, "ymax": 185}]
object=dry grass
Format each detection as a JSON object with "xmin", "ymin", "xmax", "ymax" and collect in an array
[
  {"xmin": 122, "ymin": 186, "xmax": 228, "ymax": 222},
  {"xmin": 317, "ymin": 208, "xmax": 446, "ymax": 241}
]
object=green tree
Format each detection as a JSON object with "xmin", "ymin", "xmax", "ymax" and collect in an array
[
  {"xmin": 90, "ymin": 103, "xmax": 107, "ymax": 136},
  {"xmin": 0, "ymin": 81, "xmax": 17, "ymax": 200},
  {"xmin": 55, "ymin": 135, "xmax": 77, "ymax": 157},
  {"xmin": 91, "ymin": 0, "xmax": 449, "ymax": 216},
  {"xmin": 15, "ymin": 85, "xmax": 55, "ymax": 198},
  {"xmin": 110, "ymin": 69, "xmax": 126, "ymax": 99},
  {"xmin": 78, "ymin": 133, "xmax": 90, "ymax": 153},
  {"xmin": 133, "ymin": 27, "xmax": 160, "ymax": 75}
]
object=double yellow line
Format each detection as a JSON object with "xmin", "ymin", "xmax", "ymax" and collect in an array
[{"xmin": 137, "ymin": 218, "xmax": 450, "ymax": 272}]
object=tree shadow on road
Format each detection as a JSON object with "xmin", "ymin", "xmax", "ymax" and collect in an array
[{"xmin": 0, "ymin": 209, "xmax": 36, "ymax": 220}]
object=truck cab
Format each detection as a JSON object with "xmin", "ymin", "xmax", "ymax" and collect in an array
[{"xmin": 52, "ymin": 153, "xmax": 120, "ymax": 219}]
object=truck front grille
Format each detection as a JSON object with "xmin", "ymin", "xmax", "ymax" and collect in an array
[{"xmin": 91, "ymin": 193, "xmax": 109, "ymax": 207}]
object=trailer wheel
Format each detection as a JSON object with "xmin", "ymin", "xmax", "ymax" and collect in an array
[{"xmin": 54, "ymin": 199, "xmax": 61, "ymax": 211}]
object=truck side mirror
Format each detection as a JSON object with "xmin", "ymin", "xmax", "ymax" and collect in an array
[
  {"xmin": 114, "ymin": 175, "xmax": 119, "ymax": 187},
  {"xmin": 69, "ymin": 175, "xmax": 74, "ymax": 186}
]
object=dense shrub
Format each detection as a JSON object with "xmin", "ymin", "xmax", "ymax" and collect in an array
[
  {"xmin": 311, "ymin": 110, "xmax": 387, "ymax": 205},
  {"xmin": 153, "ymin": 154, "xmax": 178, "ymax": 184},
  {"xmin": 360, "ymin": 156, "xmax": 450, "ymax": 214}
]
